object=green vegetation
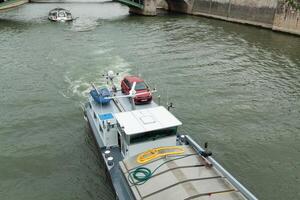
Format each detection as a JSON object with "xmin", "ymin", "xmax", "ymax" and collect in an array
[{"xmin": 285, "ymin": 0, "xmax": 300, "ymax": 11}]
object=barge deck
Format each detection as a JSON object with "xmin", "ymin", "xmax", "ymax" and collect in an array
[
  {"xmin": 120, "ymin": 145, "xmax": 250, "ymax": 200},
  {"xmin": 84, "ymin": 72, "xmax": 257, "ymax": 200}
]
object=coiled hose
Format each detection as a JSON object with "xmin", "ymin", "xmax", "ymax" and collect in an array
[{"xmin": 128, "ymin": 154, "xmax": 196, "ymax": 185}]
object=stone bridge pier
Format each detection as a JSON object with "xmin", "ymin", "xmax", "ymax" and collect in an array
[
  {"xmin": 129, "ymin": 0, "xmax": 157, "ymax": 16},
  {"xmin": 118, "ymin": 0, "xmax": 193, "ymax": 16},
  {"xmin": 165, "ymin": 0, "xmax": 194, "ymax": 14}
]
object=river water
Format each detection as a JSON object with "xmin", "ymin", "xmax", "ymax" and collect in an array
[{"xmin": 0, "ymin": 1, "xmax": 300, "ymax": 200}]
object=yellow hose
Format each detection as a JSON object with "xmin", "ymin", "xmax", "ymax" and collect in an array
[{"xmin": 136, "ymin": 146, "xmax": 185, "ymax": 164}]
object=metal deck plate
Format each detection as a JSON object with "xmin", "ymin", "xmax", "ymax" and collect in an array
[{"xmin": 120, "ymin": 146, "xmax": 247, "ymax": 200}]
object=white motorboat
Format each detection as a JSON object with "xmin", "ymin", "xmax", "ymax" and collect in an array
[{"xmin": 48, "ymin": 8, "xmax": 73, "ymax": 22}]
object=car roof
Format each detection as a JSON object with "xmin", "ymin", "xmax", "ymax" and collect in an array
[{"xmin": 124, "ymin": 76, "xmax": 144, "ymax": 83}]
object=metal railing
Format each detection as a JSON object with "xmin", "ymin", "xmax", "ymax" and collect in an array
[
  {"xmin": 117, "ymin": 0, "xmax": 144, "ymax": 9},
  {"xmin": 132, "ymin": 0, "xmax": 144, "ymax": 6},
  {"xmin": 185, "ymin": 135, "xmax": 258, "ymax": 200}
]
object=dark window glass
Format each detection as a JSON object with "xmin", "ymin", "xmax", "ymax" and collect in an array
[
  {"xmin": 58, "ymin": 12, "xmax": 65, "ymax": 17},
  {"xmin": 129, "ymin": 127, "xmax": 177, "ymax": 144},
  {"xmin": 135, "ymin": 82, "xmax": 147, "ymax": 90},
  {"xmin": 124, "ymin": 79, "xmax": 131, "ymax": 88}
]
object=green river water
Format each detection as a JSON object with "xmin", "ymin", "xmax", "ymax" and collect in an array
[{"xmin": 0, "ymin": 2, "xmax": 300, "ymax": 200}]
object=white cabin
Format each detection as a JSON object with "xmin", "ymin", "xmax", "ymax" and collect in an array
[{"xmin": 114, "ymin": 106, "xmax": 182, "ymax": 158}]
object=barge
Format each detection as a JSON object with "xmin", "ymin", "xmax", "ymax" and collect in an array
[{"xmin": 84, "ymin": 71, "xmax": 258, "ymax": 200}]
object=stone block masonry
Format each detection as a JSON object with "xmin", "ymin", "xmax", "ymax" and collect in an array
[{"xmin": 166, "ymin": 0, "xmax": 300, "ymax": 36}]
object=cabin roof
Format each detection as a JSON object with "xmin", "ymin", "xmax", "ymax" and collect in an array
[{"xmin": 115, "ymin": 106, "xmax": 182, "ymax": 135}]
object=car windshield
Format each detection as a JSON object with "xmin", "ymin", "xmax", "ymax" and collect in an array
[{"xmin": 134, "ymin": 82, "xmax": 147, "ymax": 90}]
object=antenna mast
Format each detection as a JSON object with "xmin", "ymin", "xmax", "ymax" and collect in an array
[{"xmin": 104, "ymin": 70, "xmax": 118, "ymax": 93}]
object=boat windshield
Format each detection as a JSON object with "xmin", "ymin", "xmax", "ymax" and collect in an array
[
  {"xmin": 135, "ymin": 82, "xmax": 147, "ymax": 90},
  {"xmin": 58, "ymin": 12, "xmax": 66, "ymax": 17},
  {"xmin": 128, "ymin": 127, "xmax": 177, "ymax": 144}
]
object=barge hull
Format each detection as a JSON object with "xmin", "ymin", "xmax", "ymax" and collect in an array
[{"xmin": 86, "ymin": 108, "xmax": 134, "ymax": 200}]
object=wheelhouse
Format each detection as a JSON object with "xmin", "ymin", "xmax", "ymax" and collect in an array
[{"xmin": 115, "ymin": 106, "xmax": 182, "ymax": 158}]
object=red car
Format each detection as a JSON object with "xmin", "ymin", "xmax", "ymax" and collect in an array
[{"xmin": 121, "ymin": 76, "xmax": 152, "ymax": 104}]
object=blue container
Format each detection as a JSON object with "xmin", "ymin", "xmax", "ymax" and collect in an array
[{"xmin": 90, "ymin": 87, "xmax": 111, "ymax": 104}]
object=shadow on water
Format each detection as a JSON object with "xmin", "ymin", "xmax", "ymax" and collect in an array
[
  {"xmin": 0, "ymin": 18, "xmax": 32, "ymax": 30},
  {"xmin": 84, "ymin": 122, "xmax": 116, "ymax": 199}
]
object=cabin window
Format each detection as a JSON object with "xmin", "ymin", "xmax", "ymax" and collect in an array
[
  {"xmin": 94, "ymin": 112, "xmax": 97, "ymax": 119},
  {"xmin": 58, "ymin": 12, "xmax": 65, "ymax": 17},
  {"xmin": 99, "ymin": 124, "xmax": 103, "ymax": 133},
  {"xmin": 129, "ymin": 127, "xmax": 177, "ymax": 144}
]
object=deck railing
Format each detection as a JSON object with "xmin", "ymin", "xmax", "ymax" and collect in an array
[
  {"xmin": 117, "ymin": 0, "xmax": 144, "ymax": 9},
  {"xmin": 185, "ymin": 135, "xmax": 258, "ymax": 200}
]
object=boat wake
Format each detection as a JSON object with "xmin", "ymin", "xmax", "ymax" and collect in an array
[
  {"xmin": 60, "ymin": 56, "xmax": 130, "ymax": 99},
  {"xmin": 70, "ymin": 17, "xmax": 99, "ymax": 32},
  {"xmin": 92, "ymin": 48, "xmax": 113, "ymax": 55}
]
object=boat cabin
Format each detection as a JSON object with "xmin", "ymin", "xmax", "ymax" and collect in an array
[
  {"xmin": 114, "ymin": 106, "xmax": 182, "ymax": 158},
  {"xmin": 48, "ymin": 8, "xmax": 73, "ymax": 22}
]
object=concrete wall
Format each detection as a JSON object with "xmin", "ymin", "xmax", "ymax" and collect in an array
[
  {"xmin": 166, "ymin": 0, "xmax": 300, "ymax": 36},
  {"xmin": 273, "ymin": 0, "xmax": 300, "ymax": 35},
  {"xmin": 191, "ymin": 0, "xmax": 278, "ymax": 28},
  {"xmin": 210, "ymin": 0, "xmax": 231, "ymax": 17},
  {"xmin": 230, "ymin": 0, "xmax": 278, "ymax": 25}
]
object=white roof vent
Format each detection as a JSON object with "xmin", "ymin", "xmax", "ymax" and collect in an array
[
  {"xmin": 140, "ymin": 116, "xmax": 155, "ymax": 124},
  {"xmin": 115, "ymin": 106, "xmax": 182, "ymax": 135}
]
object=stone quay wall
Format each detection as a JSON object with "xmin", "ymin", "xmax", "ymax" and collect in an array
[{"xmin": 166, "ymin": 0, "xmax": 300, "ymax": 36}]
